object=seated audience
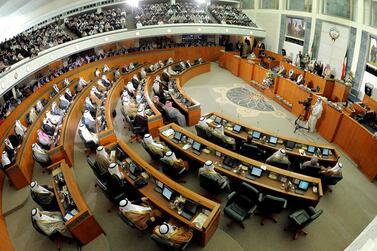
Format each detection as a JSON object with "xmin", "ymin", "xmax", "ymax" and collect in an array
[
  {"xmin": 95, "ymin": 146, "xmax": 111, "ymax": 174},
  {"xmin": 32, "ymin": 143, "xmax": 50, "ymax": 164},
  {"xmin": 108, "ymin": 162, "xmax": 124, "ymax": 180},
  {"xmin": 163, "ymin": 101, "xmax": 186, "ymax": 127},
  {"xmin": 30, "ymin": 181, "xmax": 57, "ymax": 209},
  {"xmin": 209, "ymin": 5, "xmax": 257, "ymax": 27}
]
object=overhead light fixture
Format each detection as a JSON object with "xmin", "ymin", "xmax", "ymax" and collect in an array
[
  {"xmin": 26, "ymin": 66, "xmax": 30, "ymax": 72},
  {"xmin": 197, "ymin": 28, "xmax": 202, "ymax": 32},
  {"xmin": 75, "ymin": 45, "xmax": 80, "ymax": 50},
  {"xmin": 225, "ymin": 29, "xmax": 229, "ymax": 32},
  {"xmin": 127, "ymin": 0, "xmax": 139, "ymax": 8},
  {"xmin": 105, "ymin": 37, "xmax": 109, "ymax": 41},
  {"xmin": 250, "ymin": 31, "xmax": 253, "ymax": 35},
  {"xmin": 167, "ymin": 29, "xmax": 171, "ymax": 33},
  {"xmin": 49, "ymin": 54, "xmax": 54, "ymax": 59},
  {"xmin": 136, "ymin": 31, "xmax": 140, "ymax": 36}
]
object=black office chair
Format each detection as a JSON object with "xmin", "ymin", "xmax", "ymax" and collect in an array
[
  {"xmin": 150, "ymin": 233, "xmax": 191, "ymax": 251},
  {"xmin": 160, "ymin": 158, "xmax": 187, "ymax": 183},
  {"xmin": 87, "ymin": 157, "xmax": 109, "ymax": 189},
  {"xmin": 101, "ymin": 174, "xmax": 127, "ymax": 212},
  {"xmin": 125, "ymin": 115, "xmax": 148, "ymax": 143},
  {"xmin": 266, "ymin": 159, "xmax": 290, "ymax": 170},
  {"xmin": 321, "ymin": 175, "xmax": 343, "ymax": 193},
  {"xmin": 299, "ymin": 163, "xmax": 321, "ymax": 178},
  {"xmin": 239, "ymin": 142, "xmax": 266, "ymax": 161},
  {"xmin": 30, "ymin": 186, "xmax": 60, "ymax": 211},
  {"xmin": 284, "ymin": 207, "xmax": 323, "ymax": 240},
  {"xmin": 224, "ymin": 182, "xmax": 262, "ymax": 228},
  {"xmin": 256, "ymin": 194, "xmax": 287, "ymax": 225},
  {"xmin": 194, "ymin": 125, "xmax": 210, "ymax": 139}
]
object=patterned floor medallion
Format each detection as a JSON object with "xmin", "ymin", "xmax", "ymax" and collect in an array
[{"xmin": 213, "ymin": 83, "xmax": 286, "ymax": 118}]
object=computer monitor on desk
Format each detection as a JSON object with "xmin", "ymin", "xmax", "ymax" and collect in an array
[
  {"xmin": 284, "ymin": 140, "xmax": 296, "ymax": 150},
  {"xmin": 251, "ymin": 131, "xmax": 261, "ymax": 140},
  {"xmin": 172, "ymin": 131, "xmax": 182, "ymax": 143},
  {"xmin": 268, "ymin": 136, "xmax": 278, "ymax": 145},
  {"xmin": 322, "ymin": 148, "xmax": 330, "ymax": 157},
  {"xmin": 307, "ymin": 145, "xmax": 316, "ymax": 154},
  {"xmin": 162, "ymin": 186, "xmax": 174, "ymax": 201},
  {"xmin": 250, "ymin": 167, "xmax": 263, "ymax": 177},
  {"xmin": 298, "ymin": 180, "xmax": 309, "ymax": 191},
  {"xmin": 214, "ymin": 116, "xmax": 222, "ymax": 125},
  {"xmin": 192, "ymin": 142, "xmax": 202, "ymax": 155},
  {"xmin": 233, "ymin": 124, "xmax": 242, "ymax": 133}
]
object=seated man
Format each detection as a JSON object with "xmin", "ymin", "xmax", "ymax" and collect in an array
[
  {"xmin": 103, "ymin": 64, "xmax": 110, "ymax": 72},
  {"xmin": 14, "ymin": 120, "xmax": 27, "ymax": 139},
  {"xmin": 108, "ymin": 162, "xmax": 124, "ymax": 180},
  {"xmin": 37, "ymin": 129, "xmax": 54, "ymax": 150},
  {"xmin": 64, "ymin": 89, "xmax": 73, "ymax": 102},
  {"xmin": 153, "ymin": 222, "xmax": 193, "ymax": 245},
  {"xmin": 42, "ymin": 118, "xmax": 57, "ymax": 136},
  {"xmin": 76, "ymin": 77, "xmax": 88, "ymax": 92},
  {"xmin": 197, "ymin": 116, "xmax": 210, "ymax": 130},
  {"xmin": 85, "ymin": 97, "xmax": 96, "ymax": 114},
  {"xmin": 211, "ymin": 124, "xmax": 236, "ymax": 148},
  {"xmin": 59, "ymin": 95, "xmax": 70, "ymax": 110},
  {"xmin": 140, "ymin": 67, "xmax": 147, "ymax": 78},
  {"xmin": 78, "ymin": 123, "xmax": 99, "ymax": 145},
  {"xmin": 166, "ymin": 57, "xmax": 174, "ymax": 65},
  {"xmin": 30, "ymin": 181, "xmax": 58, "ymax": 210},
  {"xmin": 83, "ymin": 110, "xmax": 96, "ymax": 133},
  {"xmin": 51, "ymin": 102, "xmax": 63, "ymax": 116},
  {"xmin": 161, "ymin": 69, "xmax": 171, "ymax": 83},
  {"xmin": 1, "ymin": 151, "xmax": 11, "ymax": 169},
  {"xmin": 96, "ymin": 146, "xmax": 111, "ymax": 174},
  {"xmin": 266, "ymin": 148, "xmax": 291, "ymax": 168},
  {"xmin": 122, "ymin": 96, "xmax": 139, "ymax": 119},
  {"xmin": 161, "ymin": 151, "xmax": 189, "ymax": 174},
  {"xmin": 301, "ymin": 157, "xmax": 320, "ymax": 175},
  {"xmin": 199, "ymin": 160, "xmax": 229, "ymax": 190},
  {"xmin": 163, "ymin": 101, "xmax": 186, "ymax": 127},
  {"xmin": 94, "ymin": 68, "xmax": 101, "ymax": 77},
  {"xmin": 321, "ymin": 162, "xmax": 343, "ymax": 177},
  {"xmin": 31, "ymin": 208, "xmax": 72, "ymax": 238},
  {"xmin": 167, "ymin": 66, "xmax": 178, "ymax": 76},
  {"xmin": 143, "ymin": 134, "xmax": 170, "ymax": 158},
  {"xmin": 119, "ymin": 198, "xmax": 162, "ymax": 231},
  {"xmin": 32, "ymin": 143, "xmax": 50, "ymax": 164}
]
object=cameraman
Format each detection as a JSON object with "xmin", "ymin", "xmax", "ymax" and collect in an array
[
  {"xmin": 306, "ymin": 97, "xmax": 323, "ymax": 132},
  {"xmin": 298, "ymin": 96, "xmax": 313, "ymax": 121}
]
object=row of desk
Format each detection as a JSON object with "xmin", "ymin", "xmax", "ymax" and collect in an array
[
  {"xmin": 219, "ymin": 50, "xmax": 377, "ymax": 181},
  {"xmin": 158, "ymin": 123, "xmax": 323, "ymax": 206}
]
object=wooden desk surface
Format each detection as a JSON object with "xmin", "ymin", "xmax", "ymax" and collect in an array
[
  {"xmin": 204, "ymin": 112, "xmax": 339, "ymax": 165},
  {"xmin": 116, "ymin": 140, "xmax": 220, "ymax": 246},
  {"xmin": 159, "ymin": 123, "xmax": 323, "ymax": 205}
]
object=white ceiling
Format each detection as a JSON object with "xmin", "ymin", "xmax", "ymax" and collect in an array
[{"xmin": 0, "ymin": 0, "xmax": 93, "ymax": 40}]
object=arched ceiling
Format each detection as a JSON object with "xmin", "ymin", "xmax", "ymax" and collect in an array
[{"xmin": 0, "ymin": 0, "xmax": 92, "ymax": 41}]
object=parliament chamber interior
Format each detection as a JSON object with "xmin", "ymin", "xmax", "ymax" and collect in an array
[{"xmin": 1, "ymin": 0, "xmax": 377, "ymax": 250}]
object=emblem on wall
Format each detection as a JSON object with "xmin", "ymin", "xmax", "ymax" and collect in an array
[{"xmin": 329, "ymin": 27, "xmax": 340, "ymax": 42}]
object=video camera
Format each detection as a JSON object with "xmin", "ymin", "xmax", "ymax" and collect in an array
[{"xmin": 298, "ymin": 96, "xmax": 312, "ymax": 111}]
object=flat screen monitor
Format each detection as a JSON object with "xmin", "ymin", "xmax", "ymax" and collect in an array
[
  {"xmin": 252, "ymin": 131, "xmax": 261, "ymax": 139},
  {"xmin": 233, "ymin": 124, "xmax": 242, "ymax": 133},
  {"xmin": 307, "ymin": 145, "xmax": 316, "ymax": 154},
  {"xmin": 162, "ymin": 186, "xmax": 174, "ymax": 201},
  {"xmin": 187, "ymin": 138, "xmax": 194, "ymax": 145},
  {"xmin": 129, "ymin": 163, "xmax": 139, "ymax": 175},
  {"xmin": 269, "ymin": 136, "xmax": 278, "ymax": 145},
  {"xmin": 214, "ymin": 116, "xmax": 222, "ymax": 124},
  {"xmin": 192, "ymin": 142, "xmax": 201, "ymax": 151},
  {"xmin": 284, "ymin": 140, "xmax": 296, "ymax": 150},
  {"xmin": 298, "ymin": 180, "xmax": 309, "ymax": 191},
  {"xmin": 173, "ymin": 131, "xmax": 182, "ymax": 141},
  {"xmin": 322, "ymin": 148, "xmax": 329, "ymax": 156},
  {"xmin": 184, "ymin": 199, "xmax": 199, "ymax": 215},
  {"xmin": 251, "ymin": 167, "xmax": 263, "ymax": 177}
]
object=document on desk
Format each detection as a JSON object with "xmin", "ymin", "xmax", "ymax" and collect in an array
[
  {"xmin": 206, "ymin": 118, "xmax": 214, "ymax": 124},
  {"xmin": 299, "ymin": 149, "xmax": 306, "ymax": 156},
  {"xmin": 182, "ymin": 144, "xmax": 191, "ymax": 150},
  {"xmin": 162, "ymin": 129, "xmax": 174, "ymax": 137},
  {"xmin": 192, "ymin": 213, "xmax": 208, "ymax": 229}
]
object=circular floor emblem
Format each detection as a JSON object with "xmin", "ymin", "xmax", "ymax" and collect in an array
[{"xmin": 226, "ymin": 87, "xmax": 275, "ymax": 112}]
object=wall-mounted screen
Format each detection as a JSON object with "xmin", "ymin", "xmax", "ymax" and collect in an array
[{"xmin": 286, "ymin": 17, "xmax": 305, "ymax": 40}]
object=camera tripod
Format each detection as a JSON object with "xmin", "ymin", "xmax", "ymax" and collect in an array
[{"xmin": 294, "ymin": 107, "xmax": 310, "ymax": 133}]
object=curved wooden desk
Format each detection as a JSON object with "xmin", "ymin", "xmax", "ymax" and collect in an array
[
  {"xmin": 159, "ymin": 123, "xmax": 323, "ymax": 206},
  {"xmin": 204, "ymin": 112, "xmax": 339, "ymax": 166},
  {"xmin": 5, "ymin": 79, "xmax": 80, "ymax": 189},
  {"xmin": 115, "ymin": 140, "xmax": 220, "ymax": 246},
  {"xmin": 49, "ymin": 160, "xmax": 104, "ymax": 244}
]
